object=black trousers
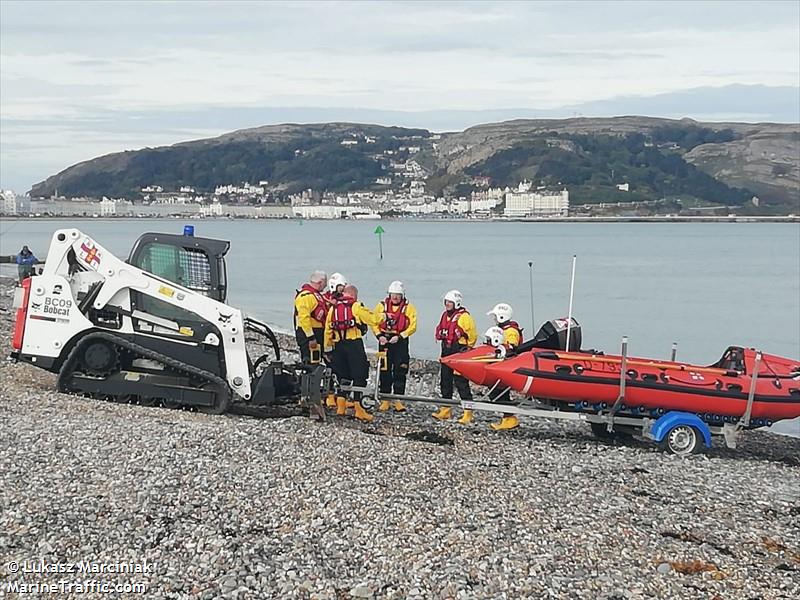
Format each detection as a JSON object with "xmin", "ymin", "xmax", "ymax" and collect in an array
[
  {"xmin": 379, "ymin": 337, "xmax": 410, "ymax": 395},
  {"xmin": 489, "ymin": 383, "xmax": 514, "ymax": 417},
  {"xmin": 440, "ymin": 343, "xmax": 472, "ymax": 400},
  {"xmin": 332, "ymin": 338, "xmax": 370, "ymax": 400},
  {"xmin": 489, "ymin": 385, "xmax": 513, "ymax": 404},
  {"xmin": 296, "ymin": 328, "xmax": 324, "ymax": 364}
]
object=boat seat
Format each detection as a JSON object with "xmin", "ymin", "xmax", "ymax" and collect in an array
[{"xmin": 718, "ymin": 348, "xmax": 745, "ymax": 372}]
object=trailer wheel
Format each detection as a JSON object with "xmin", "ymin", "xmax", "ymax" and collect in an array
[{"xmin": 660, "ymin": 425, "xmax": 701, "ymax": 456}]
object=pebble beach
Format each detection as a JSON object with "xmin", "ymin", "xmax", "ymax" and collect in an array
[{"xmin": 0, "ymin": 276, "xmax": 798, "ymax": 599}]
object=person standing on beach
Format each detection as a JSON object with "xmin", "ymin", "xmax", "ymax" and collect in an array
[
  {"xmin": 432, "ymin": 289, "xmax": 477, "ymax": 424},
  {"xmin": 321, "ymin": 272, "xmax": 348, "ymax": 408},
  {"xmin": 324, "ymin": 284, "xmax": 382, "ymax": 422},
  {"xmin": 323, "ymin": 272, "xmax": 347, "ymax": 306},
  {"xmin": 15, "ymin": 246, "xmax": 39, "ymax": 283},
  {"xmin": 293, "ymin": 270, "xmax": 328, "ymax": 364},
  {"xmin": 373, "ymin": 280, "xmax": 417, "ymax": 412},
  {"xmin": 486, "ymin": 303, "xmax": 523, "ymax": 431}
]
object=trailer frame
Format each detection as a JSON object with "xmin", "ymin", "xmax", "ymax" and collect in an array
[{"xmin": 333, "ymin": 340, "xmax": 766, "ymax": 456}]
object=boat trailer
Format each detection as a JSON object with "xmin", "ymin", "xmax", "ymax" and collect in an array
[{"xmin": 324, "ymin": 337, "xmax": 768, "ymax": 456}]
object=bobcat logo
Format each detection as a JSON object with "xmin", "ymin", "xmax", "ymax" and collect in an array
[
  {"xmin": 31, "ymin": 301, "xmax": 42, "ymax": 310},
  {"xmin": 53, "ymin": 284, "xmax": 63, "ymax": 295},
  {"xmin": 218, "ymin": 312, "xmax": 232, "ymax": 324}
]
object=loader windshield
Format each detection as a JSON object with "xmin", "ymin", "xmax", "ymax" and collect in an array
[
  {"xmin": 139, "ymin": 243, "xmax": 212, "ymax": 295},
  {"xmin": 133, "ymin": 242, "xmax": 213, "ymax": 323}
]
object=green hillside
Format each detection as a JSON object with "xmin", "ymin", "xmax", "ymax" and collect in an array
[{"xmin": 29, "ymin": 118, "xmax": 799, "ymax": 212}]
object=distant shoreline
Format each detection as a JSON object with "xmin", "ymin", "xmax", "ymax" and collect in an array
[{"xmin": 1, "ymin": 215, "xmax": 798, "ymax": 223}]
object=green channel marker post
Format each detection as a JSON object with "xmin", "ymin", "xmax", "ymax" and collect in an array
[{"xmin": 374, "ymin": 225, "xmax": 385, "ymax": 260}]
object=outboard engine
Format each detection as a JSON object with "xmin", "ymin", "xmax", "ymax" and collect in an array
[{"xmin": 530, "ymin": 318, "xmax": 582, "ymax": 351}]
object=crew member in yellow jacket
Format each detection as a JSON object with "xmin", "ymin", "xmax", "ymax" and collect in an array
[
  {"xmin": 293, "ymin": 270, "xmax": 328, "ymax": 364},
  {"xmin": 324, "ymin": 284, "xmax": 382, "ymax": 422},
  {"xmin": 486, "ymin": 303, "xmax": 524, "ymax": 431},
  {"xmin": 372, "ymin": 280, "xmax": 418, "ymax": 412},
  {"xmin": 432, "ymin": 289, "xmax": 478, "ymax": 424}
]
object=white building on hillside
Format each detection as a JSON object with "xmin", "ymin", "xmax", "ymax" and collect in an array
[{"xmin": 504, "ymin": 189, "xmax": 569, "ymax": 217}]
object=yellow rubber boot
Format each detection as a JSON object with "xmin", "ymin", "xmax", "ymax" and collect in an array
[
  {"xmin": 457, "ymin": 410, "xmax": 474, "ymax": 425},
  {"xmin": 432, "ymin": 406, "xmax": 452, "ymax": 420},
  {"xmin": 392, "ymin": 401, "xmax": 406, "ymax": 412},
  {"xmin": 336, "ymin": 396, "xmax": 348, "ymax": 416},
  {"xmin": 490, "ymin": 415, "xmax": 520, "ymax": 431},
  {"xmin": 353, "ymin": 402, "xmax": 375, "ymax": 423},
  {"xmin": 378, "ymin": 400, "xmax": 391, "ymax": 412},
  {"xmin": 325, "ymin": 393, "xmax": 337, "ymax": 409}
]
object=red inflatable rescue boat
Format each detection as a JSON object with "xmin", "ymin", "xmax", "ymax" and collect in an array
[{"xmin": 442, "ymin": 319, "xmax": 800, "ymax": 423}]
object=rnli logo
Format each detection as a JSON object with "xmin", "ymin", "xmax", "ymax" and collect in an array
[
  {"xmin": 80, "ymin": 240, "xmax": 101, "ymax": 266},
  {"xmin": 689, "ymin": 372, "xmax": 705, "ymax": 381}
]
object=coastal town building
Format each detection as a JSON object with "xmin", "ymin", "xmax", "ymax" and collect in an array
[
  {"xmin": 200, "ymin": 202, "xmax": 224, "ymax": 217},
  {"xmin": 214, "ymin": 182, "xmax": 266, "ymax": 197},
  {"xmin": 291, "ymin": 204, "xmax": 378, "ymax": 219},
  {"xmin": 1, "ymin": 190, "xmax": 19, "ymax": 214},
  {"xmin": 504, "ymin": 189, "xmax": 570, "ymax": 217},
  {"xmin": 1, "ymin": 190, "xmax": 32, "ymax": 215},
  {"xmin": 100, "ymin": 197, "xmax": 116, "ymax": 216}
]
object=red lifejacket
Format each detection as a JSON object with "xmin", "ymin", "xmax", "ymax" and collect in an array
[
  {"xmin": 501, "ymin": 320, "xmax": 524, "ymax": 344},
  {"xmin": 297, "ymin": 284, "xmax": 328, "ymax": 323},
  {"xmin": 322, "ymin": 290, "xmax": 342, "ymax": 312},
  {"xmin": 380, "ymin": 298, "xmax": 410, "ymax": 334},
  {"xmin": 331, "ymin": 296, "xmax": 357, "ymax": 332},
  {"xmin": 436, "ymin": 308, "xmax": 467, "ymax": 345}
]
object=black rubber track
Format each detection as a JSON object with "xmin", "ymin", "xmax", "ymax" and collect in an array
[{"xmin": 57, "ymin": 331, "xmax": 231, "ymax": 414}]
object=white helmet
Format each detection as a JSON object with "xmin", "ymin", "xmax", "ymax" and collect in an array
[
  {"xmin": 328, "ymin": 272, "xmax": 347, "ymax": 293},
  {"xmin": 443, "ymin": 289, "xmax": 463, "ymax": 309},
  {"xmin": 484, "ymin": 326, "xmax": 505, "ymax": 348},
  {"xmin": 487, "ymin": 302, "xmax": 513, "ymax": 324},
  {"xmin": 388, "ymin": 280, "xmax": 405, "ymax": 296}
]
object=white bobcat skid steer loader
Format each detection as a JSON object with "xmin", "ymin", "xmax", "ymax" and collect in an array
[{"xmin": 10, "ymin": 228, "xmax": 323, "ymax": 414}]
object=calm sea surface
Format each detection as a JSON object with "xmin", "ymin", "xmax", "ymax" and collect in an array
[{"xmin": 3, "ymin": 218, "xmax": 798, "ymax": 435}]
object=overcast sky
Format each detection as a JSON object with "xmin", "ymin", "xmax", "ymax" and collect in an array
[{"xmin": 1, "ymin": 0, "xmax": 799, "ymax": 192}]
